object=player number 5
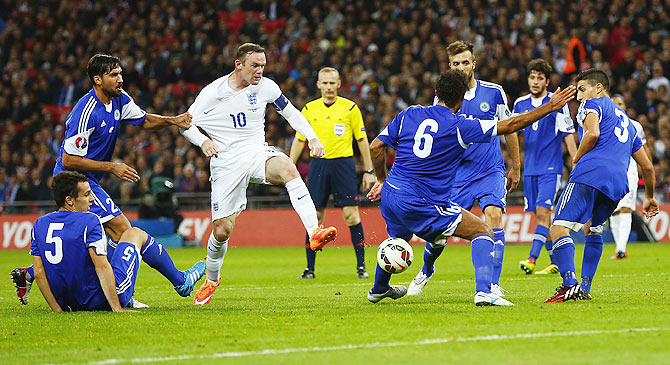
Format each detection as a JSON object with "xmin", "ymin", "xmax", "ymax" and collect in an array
[
  {"xmin": 614, "ymin": 108, "xmax": 630, "ymax": 143},
  {"xmin": 413, "ymin": 119, "xmax": 439, "ymax": 158},
  {"xmin": 45, "ymin": 223, "xmax": 65, "ymax": 264}
]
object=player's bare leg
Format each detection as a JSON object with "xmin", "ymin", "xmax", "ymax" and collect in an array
[{"xmin": 266, "ymin": 155, "xmax": 336, "ymax": 250}]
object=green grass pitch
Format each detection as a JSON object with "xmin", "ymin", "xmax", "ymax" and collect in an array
[{"xmin": 1, "ymin": 243, "xmax": 669, "ymax": 364}]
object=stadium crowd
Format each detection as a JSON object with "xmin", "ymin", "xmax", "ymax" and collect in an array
[{"xmin": 1, "ymin": 0, "xmax": 670, "ymax": 211}]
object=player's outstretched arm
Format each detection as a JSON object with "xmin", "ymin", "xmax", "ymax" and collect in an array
[
  {"xmin": 142, "ymin": 112, "xmax": 192, "ymax": 130},
  {"xmin": 632, "ymin": 147, "xmax": 659, "ymax": 218},
  {"xmin": 32, "ymin": 255, "xmax": 63, "ymax": 312},
  {"xmin": 90, "ymin": 248, "xmax": 135, "ymax": 313},
  {"xmin": 366, "ymin": 137, "xmax": 387, "ymax": 202},
  {"xmin": 62, "ymin": 153, "xmax": 140, "ymax": 183},
  {"xmin": 572, "ymin": 113, "xmax": 600, "ymax": 165},
  {"xmin": 180, "ymin": 126, "xmax": 219, "ymax": 158},
  {"xmin": 497, "ymin": 86, "xmax": 576, "ymax": 135},
  {"xmin": 289, "ymin": 136, "xmax": 306, "ymax": 164}
]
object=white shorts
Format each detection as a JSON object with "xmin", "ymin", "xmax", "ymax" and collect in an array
[
  {"xmin": 210, "ymin": 146, "xmax": 285, "ymax": 220},
  {"xmin": 615, "ymin": 160, "xmax": 638, "ymax": 212}
]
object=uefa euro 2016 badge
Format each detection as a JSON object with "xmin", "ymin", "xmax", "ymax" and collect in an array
[
  {"xmin": 480, "ymin": 102, "xmax": 490, "ymax": 112},
  {"xmin": 114, "ymin": 109, "xmax": 120, "ymax": 120},
  {"xmin": 248, "ymin": 93, "xmax": 257, "ymax": 105},
  {"xmin": 75, "ymin": 136, "xmax": 88, "ymax": 149}
]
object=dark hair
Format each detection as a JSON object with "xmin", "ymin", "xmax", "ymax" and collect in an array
[
  {"xmin": 447, "ymin": 40, "xmax": 474, "ymax": 58},
  {"xmin": 52, "ymin": 171, "xmax": 88, "ymax": 207},
  {"xmin": 87, "ymin": 54, "xmax": 122, "ymax": 82},
  {"xmin": 527, "ymin": 59, "xmax": 553, "ymax": 79},
  {"xmin": 577, "ymin": 68, "xmax": 610, "ymax": 92},
  {"xmin": 435, "ymin": 70, "xmax": 469, "ymax": 108},
  {"xmin": 235, "ymin": 43, "xmax": 265, "ymax": 63}
]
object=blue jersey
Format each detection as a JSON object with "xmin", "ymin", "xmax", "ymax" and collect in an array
[
  {"xmin": 378, "ymin": 104, "xmax": 498, "ymax": 205},
  {"xmin": 571, "ymin": 97, "xmax": 643, "ymax": 201},
  {"xmin": 54, "ymin": 89, "xmax": 146, "ymax": 183},
  {"xmin": 452, "ymin": 80, "xmax": 511, "ymax": 185},
  {"xmin": 29, "ymin": 210, "xmax": 109, "ymax": 311},
  {"xmin": 514, "ymin": 93, "xmax": 575, "ymax": 175}
]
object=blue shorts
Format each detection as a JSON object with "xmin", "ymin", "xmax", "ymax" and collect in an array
[
  {"xmin": 523, "ymin": 174, "xmax": 561, "ymax": 213},
  {"xmin": 553, "ymin": 182, "xmax": 619, "ymax": 233},
  {"xmin": 450, "ymin": 171, "xmax": 507, "ymax": 211},
  {"xmin": 380, "ymin": 183, "xmax": 463, "ymax": 245},
  {"xmin": 307, "ymin": 157, "xmax": 360, "ymax": 207},
  {"xmin": 88, "ymin": 179, "xmax": 123, "ymax": 224},
  {"xmin": 110, "ymin": 241, "xmax": 141, "ymax": 308}
]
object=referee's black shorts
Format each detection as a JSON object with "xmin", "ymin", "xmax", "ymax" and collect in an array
[{"xmin": 307, "ymin": 156, "xmax": 360, "ymax": 208}]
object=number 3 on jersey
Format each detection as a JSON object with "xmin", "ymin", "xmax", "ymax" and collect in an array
[
  {"xmin": 413, "ymin": 119, "xmax": 438, "ymax": 158},
  {"xmin": 614, "ymin": 108, "xmax": 630, "ymax": 143},
  {"xmin": 230, "ymin": 112, "xmax": 247, "ymax": 128}
]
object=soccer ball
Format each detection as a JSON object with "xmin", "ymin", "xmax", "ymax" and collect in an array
[{"xmin": 377, "ymin": 237, "xmax": 413, "ymax": 274}]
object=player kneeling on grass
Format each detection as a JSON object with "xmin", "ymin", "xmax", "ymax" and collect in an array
[
  {"xmin": 28, "ymin": 171, "xmax": 205, "ymax": 312},
  {"xmin": 365, "ymin": 70, "xmax": 576, "ymax": 306}
]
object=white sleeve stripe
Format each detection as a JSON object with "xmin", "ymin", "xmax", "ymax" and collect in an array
[
  {"xmin": 456, "ymin": 127, "xmax": 467, "ymax": 148},
  {"xmin": 479, "ymin": 119, "xmax": 497, "ymax": 135},
  {"xmin": 79, "ymin": 97, "xmax": 96, "ymax": 134}
]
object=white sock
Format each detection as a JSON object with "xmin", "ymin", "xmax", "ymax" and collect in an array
[
  {"xmin": 612, "ymin": 213, "xmax": 632, "ymax": 253},
  {"xmin": 206, "ymin": 233, "xmax": 228, "ymax": 282},
  {"xmin": 285, "ymin": 177, "xmax": 318, "ymax": 234}
]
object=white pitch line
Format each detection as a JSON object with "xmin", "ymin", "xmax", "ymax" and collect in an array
[{"xmin": 89, "ymin": 327, "xmax": 670, "ymax": 364}]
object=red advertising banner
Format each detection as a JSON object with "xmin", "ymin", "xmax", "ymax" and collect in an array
[{"xmin": 3, "ymin": 205, "xmax": 670, "ymax": 250}]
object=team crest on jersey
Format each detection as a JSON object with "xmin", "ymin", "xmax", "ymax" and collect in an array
[
  {"xmin": 248, "ymin": 93, "xmax": 257, "ymax": 105},
  {"xmin": 213, "ymin": 202, "xmax": 219, "ymax": 212},
  {"xmin": 114, "ymin": 110, "xmax": 120, "ymax": 120},
  {"xmin": 480, "ymin": 102, "xmax": 490, "ymax": 112},
  {"xmin": 75, "ymin": 136, "xmax": 88, "ymax": 149}
]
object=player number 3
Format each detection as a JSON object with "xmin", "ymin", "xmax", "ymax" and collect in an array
[
  {"xmin": 413, "ymin": 119, "xmax": 439, "ymax": 158},
  {"xmin": 614, "ymin": 108, "xmax": 630, "ymax": 143}
]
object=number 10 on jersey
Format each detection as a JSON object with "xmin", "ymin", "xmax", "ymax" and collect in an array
[{"xmin": 230, "ymin": 112, "xmax": 247, "ymax": 128}]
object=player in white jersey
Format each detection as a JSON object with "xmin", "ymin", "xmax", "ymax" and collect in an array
[
  {"xmin": 180, "ymin": 43, "xmax": 337, "ymax": 305},
  {"xmin": 609, "ymin": 94, "xmax": 651, "ymax": 259}
]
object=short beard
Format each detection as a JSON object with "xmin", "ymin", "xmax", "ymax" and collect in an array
[
  {"xmin": 102, "ymin": 85, "xmax": 122, "ymax": 98},
  {"xmin": 531, "ymin": 87, "xmax": 546, "ymax": 97}
]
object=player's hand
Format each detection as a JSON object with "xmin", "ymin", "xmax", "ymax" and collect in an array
[
  {"xmin": 110, "ymin": 163, "xmax": 140, "ymax": 183},
  {"xmin": 367, "ymin": 181, "xmax": 384, "ymax": 202},
  {"xmin": 548, "ymin": 86, "xmax": 577, "ymax": 111},
  {"xmin": 113, "ymin": 307, "xmax": 138, "ymax": 313},
  {"xmin": 172, "ymin": 112, "xmax": 192, "ymax": 129},
  {"xmin": 201, "ymin": 139, "xmax": 219, "ymax": 158},
  {"xmin": 308, "ymin": 138, "xmax": 325, "ymax": 158},
  {"xmin": 642, "ymin": 197, "xmax": 660, "ymax": 219},
  {"xmin": 506, "ymin": 167, "xmax": 520, "ymax": 192},
  {"xmin": 362, "ymin": 172, "xmax": 377, "ymax": 192}
]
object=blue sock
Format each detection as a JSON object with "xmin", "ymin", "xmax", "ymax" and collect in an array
[
  {"xmin": 552, "ymin": 235, "xmax": 578, "ymax": 286},
  {"xmin": 304, "ymin": 234, "xmax": 316, "ymax": 271},
  {"xmin": 471, "ymin": 234, "xmax": 494, "ymax": 293},
  {"xmin": 371, "ymin": 264, "xmax": 392, "ymax": 293},
  {"xmin": 529, "ymin": 225, "xmax": 548, "ymax": 259},
  {"xmin": 26, "ymin": 265, "xmax": 34, "ymax": 282},
  {"xmin": 349, "ymin": 223, "xmax": 366, "ymax": 268},
  {"xmin": 545, "ymin": 239, "xmax": 554, "ymax": 263},
  {"xmin": 491, "ymin": 228, "xmax": 505, "ymax": 285},
  {"xmin": 421, "ymin": 241, "xmax": 444, "ymax": 276},
  {"xmin": 107, "ymin": 239, "xmax": 118, "ymax": 259},
  {"xmin": 581, "ymin": 234, "xmax": 603, "ymax": 292},
  {"xmin": 141, "ymin": 235, "xmax": 185, "ymax": 287}
]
